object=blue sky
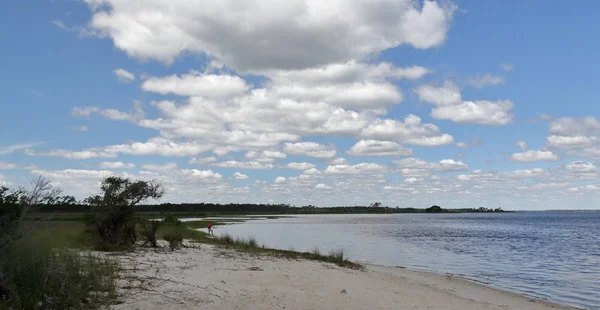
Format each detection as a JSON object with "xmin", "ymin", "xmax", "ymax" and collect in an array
[{"xmin": 1, "ymin": 0, "xmax": 599, "ymax": 209}]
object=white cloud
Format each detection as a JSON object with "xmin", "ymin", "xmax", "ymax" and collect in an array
[
  {"xmin": 549, "ymin": 116, "xmax": 600, "ymax": 136},
  {"xmin": 84, "ymin": 0, "xmax": 456, "ymax": 71},
  {"xmin": 394, "ymin": 158, "xmax": 468, "ymax": 172},
  {"xmin": 508, "ymin": 150, "xmax": 559, "ymax": 163},
  {"xmin": 324, "ymin": 163, "xmax": 388, "ymax": 174},
  {"xmin": 98, "ymin": 161, "xmax": 135, "ymax": 169},
  {"xmin": 0, "ymin": 162, "xmax": 17, "ymax": 170},
  {"xmin": 233, "ymin": 172, "xmax": 249, "ymax": 180},
  {"xmin": 72, "ymin": 106, "xmax": 100, "ymax": 117},
  {"xmin": 142, "ymin": 72, "xmax": 249, "ymax": 99},
  {"xmin": 456, "ymin": 142, "xmax": 468, "ymax": 149},
  {"xmin": 189, "ymin": 157, "xmax": 217, "ymax": 165},
  {"xmin": 360, "ymin": 114, "xmax": 453, "ymax": 145},
  {"xmin": 213, "ymin": 161, "xmax": 274, "ymax": 170},
  {"xmin": 347, "ymin": 140, "xmax": 412, "ymax": 156},
  {"xmin": 516, "ymin": 140, "xmax": 528, "ymax": 150},
  {"xmin": 284, "ymin": 142, "xmax": 336, "ymax": 159},
  {"xmin": 315, "ymin": 183, "xmax": 330, "ymax": 189},
  {"xmin": 547, "ymin": 135, "xmax": 596, "ymax": 149},
  {"xmin": 329, "ymin": 158, "xmax": 349, "ymax": 165},
  {"xmin": 274, "ymin": 176, "xmax": 286, "ymax": 184},
  {"xmin": 74, "ymin": 126, "xmax": 89, "ymax": 132},
  {"xmin": 466, "ymin": 74, "xmax": 505, "ymax": 88},
  {"xmin": 265, "ymin": 61, "xmax": 431, "ymax": 85},
  {"xmin": 113, "ymin": 68, "xmax": 136, "ymax": 83},
  {"xmin": 0, "ymin": 143, "xmax": 42, "ymax": 155},
  {"xmin": 287, "ymin": 162, "xmax": 316, "ymax": 170},
  {"xmin": 140, "ymin": 163, "xmax": 178, "ymax": 171},
  {"xmin": 501, "ymin": 63, "xmax": 514, "ymax": 72},
  {"xmin": 245, "ymin": 150, "xmax": 287, "ymax": 163},
  {"xmin": 416, "ymin": 82, "xmax": 514, "ymax": 125}
]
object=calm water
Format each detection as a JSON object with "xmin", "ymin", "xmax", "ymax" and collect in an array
[{"xmin": 210, "ymin": 212, "xmax": 600, "ymax": 309}]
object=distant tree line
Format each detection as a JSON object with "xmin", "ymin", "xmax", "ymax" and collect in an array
[{"xmin": 30, "ymin": 198, "xmax": 505, "ymax": 214}]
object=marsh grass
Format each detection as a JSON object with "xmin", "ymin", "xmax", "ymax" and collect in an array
[
  {"xmin": 214, "ymin": 233, "xmax": 362, "ymax": 269},
  {"xmin": 1, "ymin": 240, "xmax": 118, "ymax": 309}
]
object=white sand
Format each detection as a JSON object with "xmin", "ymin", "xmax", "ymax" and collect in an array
[{"xmin": 111, "ymin": 243, "xmax": 572, "ymax": 310}]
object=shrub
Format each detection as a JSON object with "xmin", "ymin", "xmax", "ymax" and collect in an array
[
  {"xmin": 84, "ymin": 176, "xmax": 164, "ymax": 250},
  {"xmin": 163, "ymin": 233, "xmax": 183, "ymax": 251},
  {"xmin": 162, "ymin": 213, "xmax": 182, "ymax": 226},
  {"xmin": 139, "ymin": 219, "xmax": 161, "ymax": 248}
]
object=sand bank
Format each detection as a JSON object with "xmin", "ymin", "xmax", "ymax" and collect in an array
[{"xmin": 111, "ymin": 243, "xmax": 572, "ymax": 310}]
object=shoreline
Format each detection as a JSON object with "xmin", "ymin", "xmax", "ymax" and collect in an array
[{"xmin": 110, "ymin": 242, "xmax": 575, "ymax": 310}]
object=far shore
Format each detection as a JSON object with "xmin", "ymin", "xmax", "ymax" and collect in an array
[{"xmin": 110, "ymin": 242, "xmax": 574, "ymax": 310}]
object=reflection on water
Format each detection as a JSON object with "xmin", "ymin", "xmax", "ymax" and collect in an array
[{"xmin": 207, "ymin": 212, "xmax": 600, "ymax": 310}]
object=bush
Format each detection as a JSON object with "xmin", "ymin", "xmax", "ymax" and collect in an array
[
  {"xmin": 163, "ymin": 233, "xmax": 183, "ymax": 251},
  {"xmin": 139, "ymin": 219, "xmax": 161, "ymax": 248},
  {"xmin": 162, "ymin": 213, "xmax": 182, "ymax": 226},
  {"xmin": 84, "ymin": 176, "xmax": 164, "ymax": 250}
]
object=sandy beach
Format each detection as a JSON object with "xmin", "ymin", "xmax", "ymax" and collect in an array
[{"xmin": 110, "ymin": 242, "xmax": 572, "ymax": 310}]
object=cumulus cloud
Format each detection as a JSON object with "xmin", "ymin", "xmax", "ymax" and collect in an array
[
  {"xmin": 140, "ymin": 163, "xmax": 178, "ymax": 171},
  {"xmin": 274, "ymin": 176, "xmax": 287, "ymax": 184},
  {"xmin": 549, "ymin": 116, "xmax": 600, "ymax": 136},
  {"xmin": 394, "ymin": 158, "xmax": 468, "ymax": 172},
  {"xmin": 360, "ymin": 114, "xmax": 453, "ymax": 145},
  {"xmin": 284, "ymin": 142, "xmax": 337, "ymax": 158},
  {"xmin": 84, "ymin": 0, "xmax": 456, "ymax": 71},
  {"xmin": 547, "ymin": 135, "xmax": 596, "ymax": 149},
  {"xmin": 501, "ymin": 64, "xmax": 514, "ymax": 72},
  {"xmin": 98, "ymin": 161, "xmax": 135, "ymax": 169},
  {"xmin": 324, "ymin": 163, "xmax": 388, "ymax": 174},
  {"xmin": 213, "ymin": 161, "xmax": 274, "ymax": 170},
  {"xmin": 508, "ymin": 150, "xmax": 559, "ymax": 163},
  {"xmin": 245, "ymin": 150, "xmax": 287, "ymax": 163},
  {"xmin": 73, "ymin": 126, "xmax": 89, "ymax": 132},
  {"xmin": 347, "ymin": 140, "xmax": 413, "ymax": 156},
  {"xmin": 466, "ymin": 74, "xmax": 505, "ymax": 88},
  {"xmin": 233, "ymin": 172, "xmax": 249, "ymax": 180},
  {"xmin": 142, "ymin": 72, "xmax": 249, "ymax": 99},
  {"xmin": 287, "ymin": 162, "xmax": 316, "ymax": 170},
  {"xmin": 113, "ymin": 68, "xmax": 135, "ymax": 83},
  {"xmin": 416, "ymin": 82, "xmax": 514, "ymax": 125}
]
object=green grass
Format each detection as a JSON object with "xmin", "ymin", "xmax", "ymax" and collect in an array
[{"xmin": 1, "ymin": 231, "xmax": 118, "ymax": 309}]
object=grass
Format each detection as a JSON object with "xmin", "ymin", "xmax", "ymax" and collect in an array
[
  {"xmin": 1, "ymin": 235, "xmax": 118, "ymax": 309},
  {"xmin": 212, "ymin": 232, "xmax": 361, "ymax": 269}
]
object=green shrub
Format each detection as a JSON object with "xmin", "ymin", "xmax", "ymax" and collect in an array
[
  {"xmin": 162, "ymin": 213, "xmax": 182, "ymax": 226},
  {"xmin": 139, "ymin": 219, "xmax": 161, "ymax": 247},
  {"xmin": 163, "ymin": 233, "xmax": 183, "ymax": 251}
]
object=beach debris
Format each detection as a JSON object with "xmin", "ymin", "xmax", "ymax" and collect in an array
[
  {"xmin": 248, "ymin": 267, "xmax": 264, "ymax": 271},
  {"xmin": 340, "ymin": 289, "xmax": 347, "ymax": 294}
]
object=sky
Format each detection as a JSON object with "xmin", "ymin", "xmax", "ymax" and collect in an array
[{"xmin": 1, "ymin": 0, "xmax": 600, "ymax": 210}]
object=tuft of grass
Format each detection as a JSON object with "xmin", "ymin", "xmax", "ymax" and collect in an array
[
  {"xmin": 310, "ymin": 247, "xmax": 321, "ymax": 256},
  {"xmin": 327, "ymin": 249, "xmax": 345, "ymax": 262}
]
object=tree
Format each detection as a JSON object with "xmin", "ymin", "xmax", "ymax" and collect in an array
[
  {"xmin": 85, "ymin": 176, "xmax": 164, "ymax": 249},
  {"xmin": 425, "ymin": 205, "xmax": 443, "ymax": 213},
  {"xmin": 370, "ymin": 202, "xmax": 382, "ymax": 208}
]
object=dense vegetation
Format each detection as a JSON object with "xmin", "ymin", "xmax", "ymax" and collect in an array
[{"xmin": 0, "ymin": 178, "xmax": 118, "ymax": 309}]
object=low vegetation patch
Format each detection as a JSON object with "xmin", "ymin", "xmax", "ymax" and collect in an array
[{"xmin": 214, "ymin": 233, "xmax": 362, "ymax": 269}]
